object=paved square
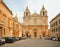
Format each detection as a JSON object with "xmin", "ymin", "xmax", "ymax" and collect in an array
[{"xmin": 0, "ymin": 38, "xmax": 60, "ymax": 47}]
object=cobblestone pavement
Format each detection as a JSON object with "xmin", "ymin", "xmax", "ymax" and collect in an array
[{"xmin": 0, "ymin": 38, "xmax": 60, "ymax": 47}]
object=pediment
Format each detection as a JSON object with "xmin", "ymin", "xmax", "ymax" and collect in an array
[{"xmin": 31, "ymin": 12, "xmax": 39, "ymax": 16}]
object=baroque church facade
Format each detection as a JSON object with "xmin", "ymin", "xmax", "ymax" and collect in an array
[{"xmin": 22, "ymin": 6, "xmax": 49, "ymax": 38}]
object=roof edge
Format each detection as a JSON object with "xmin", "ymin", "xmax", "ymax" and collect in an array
[{"xmin": 1, "ymin": 1, "xmax": 13, "ymax": 15}]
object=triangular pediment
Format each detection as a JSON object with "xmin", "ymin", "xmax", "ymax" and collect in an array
[{"xmin": 31, "ymin": 12, "xmax": 39, "ymax": 16}]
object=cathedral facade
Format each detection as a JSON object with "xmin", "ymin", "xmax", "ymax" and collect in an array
[{"xmin": 22, "ymin": 6, "xmax": 49, "ymax": 38}]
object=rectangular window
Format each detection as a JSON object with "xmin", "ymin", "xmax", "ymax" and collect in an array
[
  {"xmin": 9, "ymin": 27, "xmax": 11, "ymax": 31},
  {"xmin": 59, "ymin": 19, "xmax": 60, "ymax": 23},
  {"xmin": 59, "ymin": 27, "xmax": 60, "ymax": 31},
  {"xmin": 56, "ymin": 21, "xmax": 57, "ymax": 25},
  {"xmin": 56, "ymin": 28, "xmax": 57, "ymax": 32},
  {"xmin": 58, "ymin": 27, "xmax": 60, "ymax": 32},
  {"xmin": 4, "ymin": 28, "xmax": 5, "ymax": 35},
  {"xmin": 52, "ymin": 30, "xmax": 53, "ymax": 32},
  {"xmin": 54, "ymin": 29, "xmax": 55, "ymax": 32},
  {"xmin": 53, "ymin": 29, "xmax": 54, "ymax": 32},
  {"xmin": 54, "ymin": 23, "xmax": 55, "ymax": 26}
]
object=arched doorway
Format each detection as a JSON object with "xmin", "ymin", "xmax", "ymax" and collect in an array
[
  {"xmin": 0, "ymin": 27, "xmax": 2, "ymax": 37},
  {"xmin": 33, "ymin": 29, "xmax": 38, "ymax": 37},
  {"xmin": 26, "ymin": 31, "xmax": 29, "ymax": 37},
  {"xmin": 43, "ymin": 32, "xmax": 45, "ymax": 37},
  {"xmin": 34, "ymin": 32, "xmax": 37, "ymax": 37}
]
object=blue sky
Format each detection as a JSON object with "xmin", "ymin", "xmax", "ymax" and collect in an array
[{"xmin": 3, "ymin": 0, "xmax": 60, "ymax": 26}]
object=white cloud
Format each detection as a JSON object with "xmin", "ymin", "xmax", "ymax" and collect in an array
[
  {"xmin": 16, "ymin": 11, "xmax": 23, "ymax": 23},
  {"xmin": 27, "ymin": 0, "xmax": 60, "ymax": 23},
  {"xmin": 27, "ymin": 0, "xmax": 44, "ymax": 14},
  {"xmin": 5, "ymin": 0, "xmax": 60, "ymax": 25},
  {"xmin": 12, "ymin": 11, "xmax": 23, "ymax": 23}
]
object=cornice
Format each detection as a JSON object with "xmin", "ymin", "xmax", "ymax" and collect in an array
[
  {"xmin": 0, "ymin": 0, "xmax": 13, "ymax": 15},
  {"xmin": 50, "ymin": 13, "xmax": 60, "ymax": 23}
]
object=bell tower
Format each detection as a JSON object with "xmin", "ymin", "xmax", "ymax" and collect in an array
[
  {"xmin": 24, "ymin": 6, "xmax": 31, "ymax": 17},
  {"xmin": 40, "ymin": 5, "xmax": 48, "ymax": 26},
  {"xmin": 23, "ymin": 6, "xmax": 31, "ymax": 25},
  {"xmin": 40, "ymin": 5, "xmax": 47, "ymax": 16}
]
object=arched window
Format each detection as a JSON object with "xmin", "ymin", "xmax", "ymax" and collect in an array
[
  {"xmin": 43, "ymin": 11, "xmax": 44, "ymax": 16},
  {"xmin": 34, "ymin": 32, "xmax": 37, "ymax": 37},
  {"xmin": 26, "ymin": 13, "xmax": 29, "ymax": 16}
]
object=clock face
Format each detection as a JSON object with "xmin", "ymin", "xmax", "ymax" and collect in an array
[
  {"xmin": 25, "ymin": 18, "xmax": 28, "ymax": 22},
  {"xmin": 43, "ymin": 17, "xmax": 45, "ymax": 19}
]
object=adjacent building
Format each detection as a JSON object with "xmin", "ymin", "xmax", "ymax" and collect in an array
[
  {"xmin": 0, "ymin": 0, "xmax": 13, "ymax": 37},
  {"xmin": 13, "ymin": 16, "xmax": 21, "ymax": 37},
  {"xmin": 50, "ymin": 13, "xmax": 60, "ymax": 37},
  {"xmin": 22, "ymin": 6, "xmax": 49, "ymax": 38},
  {"xmin": 0, "ymin": 0, "xmax": 21, "ymax": 37}
]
